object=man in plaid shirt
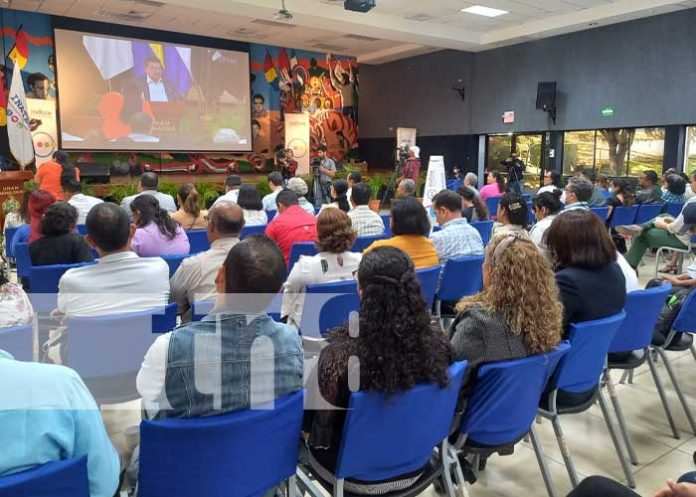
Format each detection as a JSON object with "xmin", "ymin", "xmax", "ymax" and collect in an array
[{"xmin": 347, "ymin": 183, "xmax": 385, "ymax": 237}]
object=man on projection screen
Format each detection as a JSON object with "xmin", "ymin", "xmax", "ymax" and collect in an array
[{"xmin": 134, "ymin": 56, "xmax": 182, "ymax": 103}]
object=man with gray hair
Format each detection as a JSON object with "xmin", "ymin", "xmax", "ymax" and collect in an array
[
  {"xmin": 170, "ymin": 201, "xmax": 245, "ymax": 320},
  {"xmin": 396, "ymin": 178, "xmax": 416, "ymax": 198},
  {"xmin": 120, "ymin": 172, "xmax": 177, "ymax": 214},
  {"xmin": 464, "ymin": 172, "xmax": 480, "ymax": 199},
  {"xmin": 287, "ymin": 177, "xmax": 316, "ymax": 214},
  {"xmin": 562, "ymin": 176, "xmax": 594, "ymax": 212}
]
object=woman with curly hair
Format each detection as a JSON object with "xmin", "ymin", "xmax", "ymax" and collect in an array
[
  {"xmin": 130, "ymin": 194, "xmax": 190, "ymax": 257},
  {"xmin": 450, "ymin": 233, "xmax": 562, "ymax": 397},
  {"xmin": 282, "ymin": 208, "xmax": 360, "ymax": 327},
  {"xmin": 304, "ymin": 246, "xmax": 452, "ymax": 495}
]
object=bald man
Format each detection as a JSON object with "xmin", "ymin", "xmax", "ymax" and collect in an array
[{"xmin": 170, "ymin": 201, "xmax": 245, "ymax": 320}]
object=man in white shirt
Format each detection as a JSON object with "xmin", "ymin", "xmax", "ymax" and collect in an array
[
  {"xmin": 61, "ymin": 176, "xmax": 103, "ymax": 225},
  {"xmin": 262, "ymin": 172, "xmax": 284, "ymax": 212},
  {"xmin": 212, "ymin": 175, "xmax": 242, "ymax": 206},
  {"xmin": 121, "ymin": 172, "xmax": 177, "ymax": 214},
  {"xmin": 170, "ymin": 201, "xmax": 243, "ymax": 320},
  {"xmin": 347, "ymin": 183, "xmax": 384, "ymax": 237},
  {"xmin": 140, "ymin": 56, "xmax": 181, "ymax": 103},
  {"xmin": 346, "ymin": 171, "xmax": 362, "ymax": 204}
]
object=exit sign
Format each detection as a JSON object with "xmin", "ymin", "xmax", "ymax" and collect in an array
[{"xmin": 601, "ymin": 107, "xmax": 615, "ymax": 117}]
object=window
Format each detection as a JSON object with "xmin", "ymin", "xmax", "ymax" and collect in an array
[
  {"xmin": 486, "ymin": 134, "xmax": 512, "ymax": 172},
  {"xmin": 627, "ymin": 128, "xmax": 664, "ymax": 177},
  {"xmin": 685, "ymin": 126, "xmax": 696, "ymax": 175},
  {"xmin": 515, "ymin": 134, "xmax": 543, "ymax": 188},
  {"xmin": 563, "ymin": 131, "xmax": 595, "ymax": 175}
]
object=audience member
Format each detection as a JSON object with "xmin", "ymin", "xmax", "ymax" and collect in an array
[
  {"xmin": 479, "ymin": 171, "xmax": 505, "ymax": 201},
  {"xmin": 0, "ymin": 269, "xmax": 33, "ymax": 327},
  {"xmin": 635, "ymin": 170, "xmax": 663, "ymax": 204},
  {"xmin": 2, "ymin": 196, "xmax": 26, "ymax": 260},
  {"xmin": 492, "ymin": 193, "xmax": 529, "ymax": 239},
  {"xmin": 287, "ymin": 177, "xmax": 316, "ymax": 214},
  {"xmin": 11, "ymin": 189, "xmax": 56, "ymax": 252},
  {"xmin": 594, "ymin": 173, "xmax": 612, "ymax": 200},
  {"xmin": 566, "ymin": 474, "xmax": 696, "ymax": 497},
  {"xmin": 262, "ymin": 172, "xmax": 284, "ymax": 211},
  {"xmin": 396, "ymin": 178, "xmax": 416, "ymax": 198},
  {"xmin": 321, "ymin": 179, "xmax": 351, "ymax": 213},
  {"xmin": 61, "ymin": 176, "xmax": 103, "ymax": 225},
  {"xmin": 365, "ymin": 196, "xmax": 439, "ymax": 269},
  {"xmin": 398, "ymin": 145, "xmax": 421, "ymax": 187},
  {"xmin": 0, "ymin": 351, "xmax": 120, "ymax": 497},
  {"xmin": 346, "ymin": 171, "xmax": 362, "ymax": 201},
  {"xmin": 450, "ymin": 234, "xmax": 562, "ymax": 397},
  {"xmin": 538, "ymin": 171, "xmax": 562, "ymax": 195},
  {"xmin": 457, "ymin": 186, "xmax": 489, "ymax": 222},
  {"xmin": 236, "ymin": 184, "xmax": 268, "ymax": 226},
  {"xmin": 430, "ymin": 190, "xmax": 483, "ymax": 264},
  {"xmin": 463, "ymin": 172, "xmax": 480, "ymax": 198},
  {"xmin": 130, "ymin": 194, "xmax": 190, "ymax": 257},
  {"xmin": 121, "ymin": 172, "xmax": 177, "ymax": 213},
  {"xmin": 212, "ymin": 175, "xmax": 242, "ymax": 206},
  {"xmin": 606, "ymin": 178, "xmax": 635, "ymax": 253},
  {"xmin": 171, "ymin": 184, "xmax": 207, "ymax": 231},
  {"xmin": 661, "ymin": 173, "xmax": 688, "ymax": 204},
  {"xmin": 545, "ymin": 210, "xmax": 626, "ymax": 334},
  {"xmin": 282, "ymin": 209, "xmax": 360, "ymax": 327},
  {"xmin": 29, "ymin": 202, "xmax": 94, "ymax": 266},
  {"xmin": 347, "ymin": 182, "xmax": 385, "ymax": 236},
  {"xmin": 304, "ymin": 246, "xmax": 450, "ymax": 494},
  {"xmin": 34, "ymin": 150, "xmax": 80, "ymax": 201},
  {"xmin": 265, "ymin": 190, "xmax": 317, "ymax": 264},
  {"xmin": 170, "ymin": 201, "xmax": 244, "ymax": 320},
  {"xmin": 530, "ymin": 190, "xmax": 563, "ymax": 250},
  {"xmin": 584, "ymin": 172, "xmax": 608, "ymax": 207},
  {"xmin": 562, "ymin": 176, "xmax": 593, "ymax": 212}
]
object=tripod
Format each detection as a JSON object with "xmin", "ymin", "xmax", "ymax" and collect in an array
[
  {"xmin": 309, "ymin": 167, "xmax": 325, "ymax": 208},
  {"xmin": 379, "ymin": 157, "xmax": 403, "ymax": 210}
]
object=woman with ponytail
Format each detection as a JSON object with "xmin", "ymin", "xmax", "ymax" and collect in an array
[
  {"xmin": 35, "ymin": 150, "xmax": 80, "ymax": 200},
  {"xmin": 171, "ymin": 184, "xmax": 207, "ymax": 230},
  {"xmin": 130, "ymin": 194, "xmax": 190, "ymax": 257},
  {"xmin": 303, "ymin": 246, "xmax": 451, "ymax": 494}
]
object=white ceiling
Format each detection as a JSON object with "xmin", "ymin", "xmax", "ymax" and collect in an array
[{"xmin": 6, "ymin": 0, "xmax": 696, "ymax": 63}]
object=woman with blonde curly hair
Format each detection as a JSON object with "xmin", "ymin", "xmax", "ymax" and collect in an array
[
  {"xmin": 281, "ymin": 208, "xmax": 361, "ymax": 327},
  {"xmin": 450, "ymin": 233, "xmax": 563, "ymax": 397}
]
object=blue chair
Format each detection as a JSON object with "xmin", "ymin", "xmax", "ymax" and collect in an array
[
  {"xmin": 298, "ymin": 362, "xmax": 467, "ymax": 497},
  {"xmin": 635, "ymin": 203, "xmax": 664, "ymax": 224},
  {"xmin": 240, "ymin": 224, "xmax": 267, "ymax": 239},
  {"xmin": 655, "ymin": 234, "xmax": 696, "ymax": 278},
  {"xmin": 538, "ymin": 312, "xmax": 633, "ymax": 488},
  {"xmin": 15, "ymin": 242, "xmax": 31, "ymax": 279},
  {"xmin": 380, "ymin": 214, "xmax": 392, "ymax": 237},
  {"xmin": 351, "ymin": 234, "xmax": 387, "ymax": 252},
  {"xmin": 0, "ymin": 456, "xmax": 89, "ymax": 497},
  {"xmin": 75, "ymin": 224, "xmax": 87, "ymax": 236},
  {"xmin": 0, "ymin": 322, "xmax": 33, "ymax": 362},
  {"xmin": 160, "ymin": 254, "xmax": 188, "ymax": 278},
  {"xmin": 608, "ymin": 205, "xmax": 638, "ymax": 228},
  {"xmin": 28, "ymin": 262, "xmax": 95, "ymax": 313},
  {"xmin": 470, "ymin": 220, "xmax": 494, "ymax": 246},
  {"xmin": 527, "ymin": 202, "xmax": 535, "ymax": 227},
  {"xmin": 485, "ymin": 195, "xmax": 503, "ymax": 220},
  {"xmin": 187, "ymin": 229, "xmax": 210, "ymax": 253},
  {"xmin": 267, "ymin": 210, "xmax": 277, "ymax": 222},
  {"xmin": 139, "ymin": 391, "xmax": 304, "ymax": 497},
  {"xmin": 435, "ymin": 255, "xmax": 484, "ymax": 318},
  {"xmin": 453, "ymin": 343, "xmax": 570, "ymax": 497},
  {"xmin": 447, "ymin": 179, "xmax": 463, "ymax": 191},
  {"xmin": 65, "ymin": 303, "xmax": 178, "ymax": 405},
  {"xmin": 191, "ymin": 293, "xmax": 283, "ymax": 323},
  {"xmin": 522, "ymin": 193, "xmax": 531, "ymax": 203},
  {"xmin": 665, "ymin": 202, "xmax": 685, "ymax": 218},
  {"xmin": 416, "ymin": 265, "xmax": 441, "ymax": 310},
  {"xmin": 300, "ymin": 280, "xmax": 360, "ymax": 338},
  {"xmin": 4, "ymin": 226, "xmax": 19, "ymax": 259},
  {"xmin": 591, "ymin": 206, "xmax": 610, "ymax": 222},
  {"xmin": 288, "ymin": 242, "xmax": 318, "ymax": 272}
]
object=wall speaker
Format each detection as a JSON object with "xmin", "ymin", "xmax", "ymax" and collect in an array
[{"xmin": 536, "ymin": 82, "xmax": 556, "ymax": 110}]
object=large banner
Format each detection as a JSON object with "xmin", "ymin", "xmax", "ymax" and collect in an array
[
  {"xmin": 284, "ymin": 112, "xmax": 310, "ymax": 176},
  {"xmin": 423, "ymin": 155, "xmax": 447, "ymax": 209},
  {"xmin": 27, "ymin": 98, "xmax": 57, "ymax": 167}
]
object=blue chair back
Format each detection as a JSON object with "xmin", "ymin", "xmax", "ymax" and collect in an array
[
  {"xmin": 416, "ymin": 265, "xmax": 441, "ymax": 309},
  {"xmin": 591, "ymin": 207, "xmax": 610, "ymax": 222},
  {"xmin": 288, "ymin": 242, "xmax": 318, "ymax": 271},
  {"xmin": 635, "ymin": 204, "xmax": 664, "ymax": 224},
  {"xmin": 672, "ymin": 288, "xmax": 696, "ymax": 333},
  {"xmin": 461, "ymin": 343, "xmax": 570, "ymax": 445},
  {"xmin": 665, "ymin": 203, "xmax": 685, "ymax": 218},
  {"xmin": 75, "ymin": 224, "xmax": 87, "ymax": 236},
  {"xmin": 447, "ymin": 179, "xmax": 463, "ymax": 191},
  {"xmin": 485, "ymin": 196, "xmax": 503, "ymax": 220},
  {"xmin": 267, "ymin": 210, "xmax": 277, "ymax": 222},
  {"xmin": 187, "ymin": 229, "xmax": 210, "ymax": 253},
  {"xmin": 470, "ymin": 220, "xmax": 494, "ymax": 246},
  {"xmin": 335, "ymin": 361, "xmax": 466, "ymax": 481},
  {"xmin": 160, "ymin": 254, "xmax": 188, "ymax": 278},
  {"xmin": 438, "ymin": 255, "xmax": 484, "ymax": 302},
  {"xmin": 609, "ymin": 206, "xmax": 638, "ymax": 228},
  {"xmin": 522, "ymin": 194, "xmax": 531, "ymax": 203},
  {"xmin": 609, "ymin": 284, "xmax": 672, "ymax": 353},
  {"xmin": 28, "ymin": 262, "xmax": 95, "ymax": 313},
  {"xmin": 352, "ymin": 234, "xmax": 387, "ymax": 253},
  {"xmin": 0, "ymin": 456, "xmax": 89, "ymax": 497},
  {"xmin": 4, "ymin": 227, "xmax": 19, "ymax": 258},
  {"xmin": 380, "ymin": 214, "xmax": 391, "ymax": 237},
  {"xmin": 527, "ymin": 203, "xmax": 535, "ymax": 226},
  {"xmin": 139, "ymin": 391, "xmax": 304, "ymax": 497},
  {"xmin": 0, "ymin": 322, "xmax": 33, "ymax": 362},
  {"xmin": 15, "ymin": 242, "xmax": 31, "ymax": 279},
  {"xmin": 301, "ymin": 280, "xmax": 360, "ymax": 337},
  {"xmin": 191, "ymin": 293, "xmax": 283, "ymax": 323},
  {"xmin": 551, "ymin": 312, "xmax": 625, "ymax": 394},
  {"xmin": 240, "ymin": 224, "xmax": 267, "ymax": 239}
]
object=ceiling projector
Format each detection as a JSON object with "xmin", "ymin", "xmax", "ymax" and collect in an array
[{"xmin": 344, "ymin": 0, "xmax": 376, "ymax": 13}]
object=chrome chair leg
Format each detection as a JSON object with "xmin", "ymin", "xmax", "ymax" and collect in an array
[
  {"xmin": 604, "ymin": 370, "xmax": 638, "ymax": 465},
  {"xmin": 690, "ymin": 344, "xmax": 696, "ymax": 364},
  {"xmin": 295, "ymin": 467, "xmax": 323, "ymax": 497},
  {"xmin": 656, "ymin": 347, "xmax": 696, "ymax": 434},
  {"xmin": 647, "ymin": 352, "xmax": 680, "ymax": 439},
  {"xmin": 530, "ymin": 426, "xmax": 558, "ymax": 497},
  {"xmin": 550, "ymin": 415, "xmax": 579, "ymax": 488},
  {"xmin": 597, "ymin": 388, "xmax": 636, "ymax": 488}
]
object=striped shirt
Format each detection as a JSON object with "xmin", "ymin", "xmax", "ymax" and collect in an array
[
  {"xmin": 347, "ymin": 205, "xmax": 385, "ymax": 237},
  {"xmin": 430, "ymin": 218, "xmax": 484, "ymax": 264}
]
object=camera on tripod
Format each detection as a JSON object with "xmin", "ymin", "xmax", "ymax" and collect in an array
[{"xmin": 311, "ymin": 158, "xmax": 322, "ymax": 177}]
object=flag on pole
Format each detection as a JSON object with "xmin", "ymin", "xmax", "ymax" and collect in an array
[
  {"xmin": 289, "ymin": 49, "xmax": 298, "ymax": 69},
  {"xmin": 277, "ymin": 48, "xmax": 292, "ymax": 84},
  {"xmin": 264, "ymin": 51, "xmax": 279, "ymax": 90},
  {"xmin": 6, "ymin": 60, "xmax": 35, "ymax": 167},
  {"xmin": 8, "ymin": 27, "xmax": 29, "ymax": 69}
]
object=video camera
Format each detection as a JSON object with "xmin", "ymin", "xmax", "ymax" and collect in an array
[{"xmin": 311, "ymin": 157, "xmax": 322, "ymax": 177}]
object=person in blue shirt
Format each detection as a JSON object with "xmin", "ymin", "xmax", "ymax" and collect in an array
[{"xmin": 0, "ymin": 350, "xmax": 120, "ymax": 497}]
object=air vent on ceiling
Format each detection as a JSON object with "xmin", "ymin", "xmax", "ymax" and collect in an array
[
  {"xmin": 94, "ymin": 8, "xmax": 153, "ymax": 22},
  {"xmin": 405, "ymin": 13, "xmax": 433, "ymax": 21},
  {"xmin": 251, "ymin": 18, "xmax": 296, "ymax": 28},
  {"xmin": 125, "ymin": 0, "xmax": 165, "ymax": 7},
  {"xmin": 342, "ymin": 33, "xmax": 380, "ymax": 42},
  {"xmin": 313, "ymin": 43, "xmax": 347, "ymax": 51}
]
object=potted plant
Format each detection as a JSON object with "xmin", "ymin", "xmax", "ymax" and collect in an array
[{"xmin": 367, "ymin": 173, "xmax": 388, "ymax": 212}]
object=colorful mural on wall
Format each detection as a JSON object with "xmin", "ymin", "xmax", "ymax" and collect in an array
[{"xmin": 0, "ymin": 7, "xmax": 359, "ymax": 177}]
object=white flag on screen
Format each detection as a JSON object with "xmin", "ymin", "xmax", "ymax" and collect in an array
[
  {"xmin": 7, "ymin": 61, "xmax": 35, "ymax": 167},
  {"xmin": 83, "ymin": 35, "xmax": 134, "ymax": 80}
]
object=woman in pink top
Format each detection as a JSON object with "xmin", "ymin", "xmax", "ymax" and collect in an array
[
  {"xmin": 130, "ymin": 194, "xmax": 190, "ymax": 257},
  {"xmin": 479, "ymin": 171, "xmax": 506, "ymax": 201}
]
